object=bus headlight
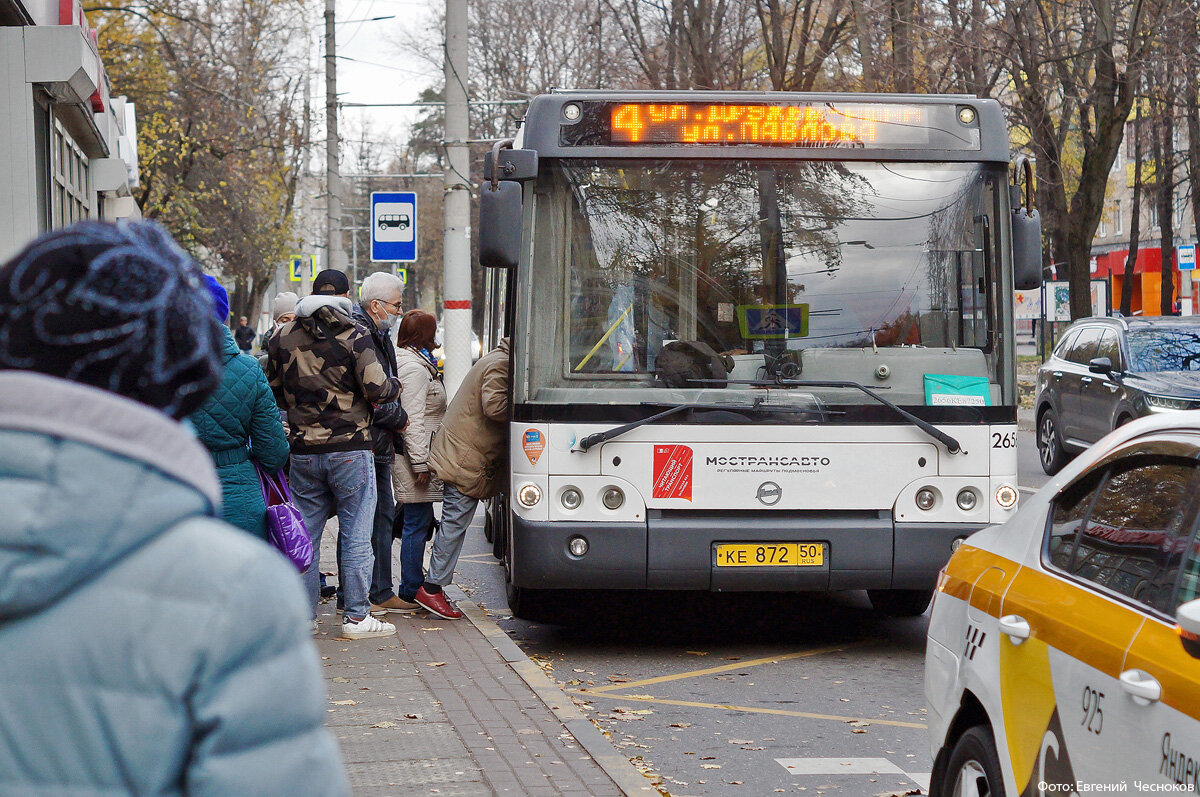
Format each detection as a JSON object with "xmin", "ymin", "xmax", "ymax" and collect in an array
[
  {"xmin": 560, "ymin": 487, "xmax": 583, "ymax": 510},
  {"xmin": 602, "ymin": 487, "xmax": 625, "ymax": 510},
  {"xmin": 568, "ymin": 536, "xmax": 589, "ymax": 557},
  {"xmin": 995, "ymin": 484, "xmax": 1019, "ymax": 509},
  {"xmin": 915, "ymin": 487, "xmax": 937, "ymax": 511},
  {"xmin": 956, "ymin": 489, "xmax": 979, "ymax": 511},
  {"xmin": 517, "ymin": 483, "xmax": 542, "ymax": 508}
]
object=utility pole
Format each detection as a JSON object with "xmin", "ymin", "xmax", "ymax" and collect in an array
[
  {"xmin": 442, "ymin": 0, "xmax": 472, "ymax": 397},
  {"xmin": 324, "ymin": 0, "xmax": 345, "ymax": 278}
]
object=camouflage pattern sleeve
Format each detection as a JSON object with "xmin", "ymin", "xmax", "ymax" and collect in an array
[
  {"xmin": 348, "ymin": 327, "xmax": 402, "ymax": 405},
  {"xmin": 265, "ymin": 333, "xmax": 287, "ymax": 408}
]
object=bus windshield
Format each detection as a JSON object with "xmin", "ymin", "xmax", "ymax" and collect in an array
[{"xmin": 520, "ymin": 158, "xmax": 1011, "ymax": 409}]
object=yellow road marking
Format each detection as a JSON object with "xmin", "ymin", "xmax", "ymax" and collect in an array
[
  {"xmin": 570, "ymin": 690, "xmax": 927, "ymax": 729},
  {"xmin": 583, "ymin": 644, "xmax": 856, "ymax": 693}
]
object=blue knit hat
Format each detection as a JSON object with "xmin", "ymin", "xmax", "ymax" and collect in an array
[
  {"xmin": 0, "ymin": 220, "xmax": 223, "ymax": 419},
  {"xmin": 202, "ymin": 275, "xmax": 229, "ymax": 323}
]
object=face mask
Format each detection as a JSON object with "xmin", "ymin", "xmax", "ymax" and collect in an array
[{"xmin": 376, "ymin": 314, "xmax": 394, "ymax": 332}]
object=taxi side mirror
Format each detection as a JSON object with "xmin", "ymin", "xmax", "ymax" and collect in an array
[{"xmin": 1176, "ymin": 598, "xmax": 1200, "ymax": 659}]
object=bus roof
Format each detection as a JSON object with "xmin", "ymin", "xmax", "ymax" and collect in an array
[{"xmin": 519, "ymin": 91, "xmax": 1010, "ymax": 164}]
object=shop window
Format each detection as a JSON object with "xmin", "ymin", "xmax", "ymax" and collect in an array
[{"xmin": 51, "ymin": 117, "xmax": 90, "ymax": 226}]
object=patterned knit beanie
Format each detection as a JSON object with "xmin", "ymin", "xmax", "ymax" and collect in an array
[{"xmin": 0, "ymin": 220, "xmax": 223, "ymax": 419}]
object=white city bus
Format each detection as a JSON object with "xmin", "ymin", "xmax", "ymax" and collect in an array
[{"xmin": 477, "ymin": 91, "xmax": 1042, "ymax": 620}]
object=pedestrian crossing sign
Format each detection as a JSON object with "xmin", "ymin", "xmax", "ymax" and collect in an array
[
  {"xmin": 737, "ymin": 304, "xmax": 809, "ymax": 339},
  {"xmin": 289, "ymin": 254, "xmax": 316, "ymax": 282}
]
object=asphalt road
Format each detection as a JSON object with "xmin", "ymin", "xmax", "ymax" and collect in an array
[{"xmin": 450, "ymin": 427, "xmax": 1049, "ymax": 797}]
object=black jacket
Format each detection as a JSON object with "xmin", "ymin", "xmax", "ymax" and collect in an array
[{"xmin": 351, "ymin": 303, "xmax": 406, "ymax": 460}]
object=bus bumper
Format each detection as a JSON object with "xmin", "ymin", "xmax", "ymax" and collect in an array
[{"xmin": 508, "ymin": 513, "xmax": 986, "ymax": 592}]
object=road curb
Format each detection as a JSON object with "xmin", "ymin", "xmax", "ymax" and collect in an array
[{"xmin": 446, "ymin": 584, "xmax": 658, "ymax": 796}]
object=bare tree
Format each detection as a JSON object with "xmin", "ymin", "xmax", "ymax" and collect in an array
[{"xmin": 753, "ymin": 0, "xmax": 852, "ymax": 91}]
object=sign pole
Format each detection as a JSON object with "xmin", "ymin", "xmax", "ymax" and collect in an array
[{"xmin": 442, "ymin": 0, "xmax": 471, "ymax": 398}]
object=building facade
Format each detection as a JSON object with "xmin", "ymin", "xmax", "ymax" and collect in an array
[
  {"xmin": 0, "ymin": 0, "xmax": 139, "ymax": 263},
  {"xmin": 1089, "ymin": 119, "xmax": 1198, "ymax": 316}
]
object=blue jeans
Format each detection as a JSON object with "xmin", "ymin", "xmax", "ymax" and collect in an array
[
  {"xmin": 397, "ymin": 501, "xmax": 434, "ymax": 600},
  {"xmin": 369, "ymin": 458, "xmax": 398, "ymax": 604},
  {"xmin": 427, "ymin": 483, "xmax": 478, "ymax": 587},
  {"xmin": 290, "ymin": 450, "xmax": 377, "ymax": 621}
]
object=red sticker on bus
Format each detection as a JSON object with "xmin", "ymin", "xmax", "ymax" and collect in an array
[{"xmin": 652, "ymin": 445, "xmax": 693, "ymax": 500}]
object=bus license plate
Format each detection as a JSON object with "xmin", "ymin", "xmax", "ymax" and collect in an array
[{"xmin": 715, "ymin": 543, "xmax": 825, "ymax": 567}]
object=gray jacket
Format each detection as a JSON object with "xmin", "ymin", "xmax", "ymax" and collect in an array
[{"xmin": 0, "ymin": 372, "xmax": 348, "ymax": 796}]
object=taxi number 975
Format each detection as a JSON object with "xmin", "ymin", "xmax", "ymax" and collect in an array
[{"xmin": 715, "ymin": 543, "xmax": 825, "ymax": 567}]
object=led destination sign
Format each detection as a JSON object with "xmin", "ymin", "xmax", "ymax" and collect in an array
[{"xmin": 579, "ymin": 102, "xmax": 980, "ymax": 150}]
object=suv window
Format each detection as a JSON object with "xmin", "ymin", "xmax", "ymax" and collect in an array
[
  {"xmin": 1095, "ymin": 329, "xmax": 1122, "ymax": 370},
  {"xmin": 1125, "ymin": 326, "xmax": 1200, "ymax": 372},
  {"xmin": 1052, "ymin": 329, "xmax": 1080, "ymax": 360},
  {"xmin": 1065, "ymin": 327, "xmax": 1104, "ymax": 365},
  {"xmin": 1047, "ymin": 452, "xmax": 1200, "ymax": 613}
]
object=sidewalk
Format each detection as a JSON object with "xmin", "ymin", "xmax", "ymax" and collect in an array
[{"xmin": 313, "ymin": 529, "xmax": 655, "ymax": 797}]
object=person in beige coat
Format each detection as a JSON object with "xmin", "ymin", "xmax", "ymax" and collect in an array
[
  {"xmin": 391, "ymin": 310, "xmax": 447, "ymax": 605},
  {"xmin": 415, "ymin": 337, "xmax": 510, "ymax": 620}
]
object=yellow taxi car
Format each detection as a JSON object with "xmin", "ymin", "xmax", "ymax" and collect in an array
[{"xmin": 925, "ymin": 412, "xmax": 1200, "ymax": 796}]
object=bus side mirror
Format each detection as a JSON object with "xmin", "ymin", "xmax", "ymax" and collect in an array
[
  {"xmin": 1012, "ymin": 207, "xmax": 1042, "ymax": 291},
  {"xmin": 479, "ymin": 181, "xmax": 522, "ymax": 269},
  {"xmin": 1010, "ymin": 159, "xmax": 1042, "ymax": 291}
]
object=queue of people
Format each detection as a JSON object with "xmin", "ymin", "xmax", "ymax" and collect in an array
[{"xmin": 0, "ymin": 219, "xmax": 512, "ymax": 794}]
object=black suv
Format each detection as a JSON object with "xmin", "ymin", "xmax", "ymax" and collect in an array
[{"xmin": 1036, "ymin": 316, "xmax": 1200, "ymax": 474}]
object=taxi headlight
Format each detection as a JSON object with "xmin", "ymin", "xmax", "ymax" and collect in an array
[
  {"xmin": 517, "ymin": 483, "xmax": 542, "ymax": 508},
  {"xmin": 995, "ymin": 484, "xmax": 1019, "ymax": 509}
]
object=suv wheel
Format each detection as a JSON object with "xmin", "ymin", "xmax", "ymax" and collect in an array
[{"xmin": 1037, "ymin": 408, "xmax": 1068, "ymax": 475}]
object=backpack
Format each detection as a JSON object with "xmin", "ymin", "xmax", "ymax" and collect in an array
[{"xmin": 655, "ymin": 341, "xmax": 734, "ymax": 389}]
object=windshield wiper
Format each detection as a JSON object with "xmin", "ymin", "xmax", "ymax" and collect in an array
[
  {"xmin": 740, "ymin": 378, "xmax": 963, "ymax": 454},
  {"xmin": 574, "ymin": 400, "xmax": 818, "ymax": 452}
]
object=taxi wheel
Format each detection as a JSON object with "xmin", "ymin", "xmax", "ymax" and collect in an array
[
  {"xmin": 941, "ymin": 725, "xmax": 1005, "ymax": 797},
  {"xmin": 868, "ymin": 588, "xmax": 932, "ymax": 617},
  {"xmin": 1037, "ymin": 408, "xmax": 1068, "ymax": 475}
]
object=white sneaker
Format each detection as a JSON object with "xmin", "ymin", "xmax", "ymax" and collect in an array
[{"xmin": 341, "ymin": 614, "xmax": 396, "ymax": 639}]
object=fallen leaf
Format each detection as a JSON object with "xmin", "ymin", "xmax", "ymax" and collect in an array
[
  {"xmin": 421, "ymin": 627, "xmax": 443, "ymax": 631},
  {"xmin": 852, "ymin": 728, "xmax": 868, "ymax": 734},
  {"xmin": 701, "ymin": 764, "xmax": 721, "ymax": 769},
  {"xmin": 370, "ymin": 721, "xmax": 400, "ymax": 729},
  {"xmin": 606, "ymin": 675, "xmax": 630, "ymax": 683},
  {"xmin": 426, "ymin": 662, "xmax": 447, "ymax": 667},
  {"xmin": 729, "ymin": 781, "xmax": 744, "ymax": 785},
  {"xmin": 331, "ymin": 677, "xmax": 351, "ymax": 683},
  {"xmin": 329, "ymin": 700, "xmax": 358, "ymax": 706},
  {"xmin": 669, "ymin": 723, "xmax": 692, "ymax": 728},
  {"xmin": 728, "ymin": 739, "xmax": 754, "ymax": 745},
  {"xmin": 686, "ymin": 650, "xmax": 709, "ymax": 656},
  {"xmin": 404, "ymin": 713, "xmax": 422, "ymax": 719}
]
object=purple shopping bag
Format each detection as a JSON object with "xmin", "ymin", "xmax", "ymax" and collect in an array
[{"xmin": 254, "ymin": 463, "xmax": 314, "ymax": 573}]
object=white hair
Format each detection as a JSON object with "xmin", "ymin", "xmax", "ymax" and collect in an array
[{"xmin": 359, "ymin": 272, "xmax": 405, "ymax": 304}]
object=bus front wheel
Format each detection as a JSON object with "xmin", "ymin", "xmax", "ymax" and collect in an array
[{"xmin": 868, "ymin": 588, "xmax": 933, "ymax": 617}]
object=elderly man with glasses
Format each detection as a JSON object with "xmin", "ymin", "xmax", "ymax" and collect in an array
[{"xmin": 350, "ymin": 271, "xmax": 417, "ymax": 615}]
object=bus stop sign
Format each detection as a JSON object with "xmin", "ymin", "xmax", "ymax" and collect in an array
[
  {"xmin": 1179, "ymin": 244, "xmax": 1196, "ymax": 271},
  {"xmin": 371, "ymin": 192, "xmax": 417, "ymax": 262}
]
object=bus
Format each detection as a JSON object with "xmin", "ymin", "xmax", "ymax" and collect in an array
[{"xmin": 477, "ymin": 91, "xmax": 1042, "ymax": 620}]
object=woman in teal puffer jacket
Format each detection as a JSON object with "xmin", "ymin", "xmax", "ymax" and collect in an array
[{"xmin": 190, "ymin": 277, "xmax": 290, "ymax": 539}]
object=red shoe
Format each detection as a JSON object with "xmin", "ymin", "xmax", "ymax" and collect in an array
[{"xmin": 414, "ymin": 586, "xmax": 462, "ymax": 620}]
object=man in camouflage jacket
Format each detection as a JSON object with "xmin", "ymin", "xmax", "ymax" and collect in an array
[{"xmin": 267, "ymin": 290, "xmax": 402, "ymax": 638}]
